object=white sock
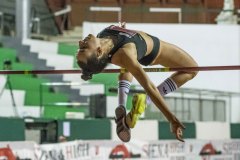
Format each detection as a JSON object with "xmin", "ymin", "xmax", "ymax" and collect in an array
[
  {"xmin": 146, "ymin": 78, "xmax": 178, "ymax": 105},
  {"xmin": 118, "ymin": 80, "xmax": 131, "ymax": 108}
]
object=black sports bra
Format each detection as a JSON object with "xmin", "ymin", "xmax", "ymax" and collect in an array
[{"xmin": 97, "ymin": 25, "xmax": 147, "ymax": 62}]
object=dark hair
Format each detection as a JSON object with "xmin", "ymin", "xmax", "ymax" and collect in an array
[{"xmin": 77, "ymin": 53, "xmax": 109, "ymax": 81}]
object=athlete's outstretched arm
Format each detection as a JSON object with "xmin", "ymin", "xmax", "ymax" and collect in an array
[{"xmin": 122, "ymin": 52, "xmax": 185, "ymax": 142}]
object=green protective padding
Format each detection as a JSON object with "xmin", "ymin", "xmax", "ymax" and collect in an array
[
  {"xmin": 0, "ymin": 118, "xmax": 25, "ymax": 141},
  {"xmin": 90, "ymin": 73, "xmax": 118, "ymax": 95},
  {"xmin": 43, "ymin": 106, "xmax": 87, "ymax": 119},
  {"xmin": 58, "ymin": 43, "xmax": 78, "ymax": 56},
  {"xmin": 11, "ymin": 62, "xmax": 33, "ymax": 70},
  {"xmin": 9, "ymin": 63, "xmax": 34, "ymax": 78},
  {"xmin": 57, "ymin": 119, "xmax": 111, "ymax": 140},
  {"xmin": 230, "ymin": 123, "xmax": 240, "ymax": 138},
  {"xmin": 0, "ymin": 48, "xmax": 17, "ymax": 64},
  {"xmin": 126, "ymin": 95, "xmax": 133, "ymax": 110},
  {"xmin": 90, "ymin": 73, "xmax": 118, "ymax": 85},
  {"xmin": 6, "ymin": 75, "xmax": 50, "ymax": 91},
  {"xmin": 158, "ymin": 121, "xmax": 196, "ymax": 139},
  {"xmin": 25, "ymin": 91, "xmax": 69, "ymax": 106},
  {"xmin": 58, "ymin": 43, "xmax": 79, "ymax": 68}
]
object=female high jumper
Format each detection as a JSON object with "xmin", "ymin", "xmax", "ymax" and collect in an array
[{"xmin": 76, "ymin": 22, "xmax": 198, "ymax": 142}]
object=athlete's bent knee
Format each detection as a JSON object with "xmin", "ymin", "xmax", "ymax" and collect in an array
[
  {"xmin": 189, "ymin": 64, "xmax": 198, "ymax": 80},
  {"xmin": 190, "ymin": 71, "xmax": 198, "ymax": 79}
]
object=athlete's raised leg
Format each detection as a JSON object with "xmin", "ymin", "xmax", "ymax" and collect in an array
[
  {"xmin": 115, "ymin": 71, "xmax": 133, "ymax": 142},
  {"xmin": 126, "ymin": 40, "xmax": 198, "ymax": 128}
]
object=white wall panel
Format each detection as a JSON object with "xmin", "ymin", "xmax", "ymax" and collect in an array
[
  {"xmin": 196, "ymin": 122, "xmax": 230, "ymax": 140},
  {"xmin": 111, "ymin": 120, "xmax": 158, "ymax": 141}
]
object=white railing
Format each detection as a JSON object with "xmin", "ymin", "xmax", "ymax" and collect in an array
[
  {"xmin": 31, "ymin": 5, "xmax": 72, "ymax": 34},
  {"xmin": 39, "ymin": 82, "xmax": 87, "ymax": 117},
  {"xmin": 149, "ymin": 7, "xmax": 182, "ymax": 23},
  {"xmin": 89, "ymin": 6, "xmax": 122, "ymax": 22}
]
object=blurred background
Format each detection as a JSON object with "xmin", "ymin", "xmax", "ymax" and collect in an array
[{"xmin": 0, "ymin": 0, "xmax": 240, "ymax": 159}]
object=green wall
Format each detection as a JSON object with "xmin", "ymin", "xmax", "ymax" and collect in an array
[
  {"xmin": 0, "ymin": 118, "xmax": 25, "ymax": 141},
  {"xmin": 231, "ymin": 123, "xmax": 240, "ymax": 138},
  {"xmin": 158, "ymin": 121, "xmax": 196, "ymax": 139},
  {"xmin": 57, "ymin": 119, "xmax": 111, "ymax": 140},
  {"xmin": 0, "ymin": 117, "xmax": 239, "ymax": 141}
]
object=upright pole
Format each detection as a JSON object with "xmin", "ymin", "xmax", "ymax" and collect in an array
[
  {"xmin": 40, "ymin": 84, "xmax": 43, "ymax": 118},
  {"xmin": 16, "ymin": 0, "xmax": 31, "ymax": 39},
  {"xmin": 6, "ymin": 75, "xmax": 18, "ymax": 117}
]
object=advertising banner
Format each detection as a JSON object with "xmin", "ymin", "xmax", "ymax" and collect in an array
[{"xmin": 0, "ymin": 139, "xmax": 239, "ymax": 160}]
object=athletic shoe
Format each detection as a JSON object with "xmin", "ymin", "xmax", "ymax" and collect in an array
[
  {"xmin": 115, "ymin": 105, "xmax": 131, "ymax": 142},
  {"xmin": 126, "ymin": 94, "xmax": 147, "ymax": 128}
]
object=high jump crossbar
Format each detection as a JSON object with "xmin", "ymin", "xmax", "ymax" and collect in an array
[{"xmin": 0, "ymin": 65, "xmax": 240, "ymax": 75}]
